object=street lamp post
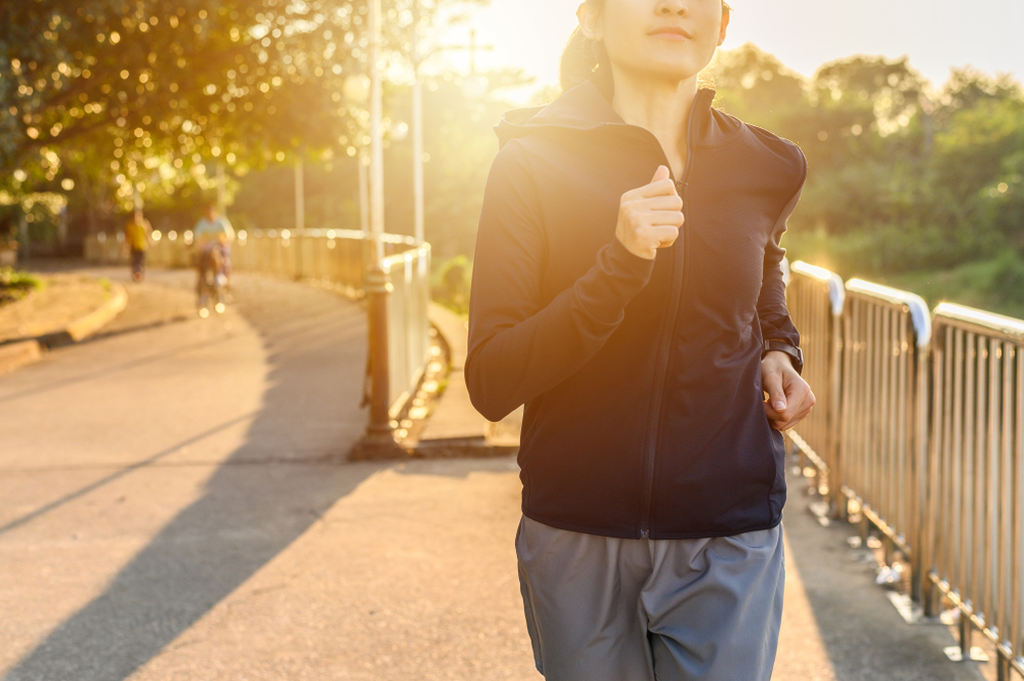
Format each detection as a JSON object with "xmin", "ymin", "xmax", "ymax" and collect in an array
[
  {"xmin": 409, "ymin": 7, "xmax": 492, "ymax": 246},
  {"xmin": 361, "ymin": 0, "xmax": 396, "ymax": 451},
  {"xmin": 357, "ymin": 2, "xmax": 493, "ymax": 457},
  {"xmin": 294, "ymin": 158, "xmax": 304, "ymax": 235},
  {"xmin": 411, "ymin": 0, "xmax": 425, "ymax": 245},
  {"xmin": 368, "ymin": 0, "xmax": 385, "ymax": 265}
]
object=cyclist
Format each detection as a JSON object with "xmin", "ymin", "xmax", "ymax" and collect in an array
[{"xmin": 192, "ymin": 202, "xmax": 235, "ymax": 314}]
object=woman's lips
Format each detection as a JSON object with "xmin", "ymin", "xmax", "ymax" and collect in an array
[{"xmin": 648, "ymin": 27, "xmax": 693, "ymax": 41}]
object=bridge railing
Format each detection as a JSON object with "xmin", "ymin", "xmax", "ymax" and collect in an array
[
  {"xmin": 786, "ymin": 262, "xmax": 1023, "ymax": 678},
  {"xmin": 83, "ymin": 229, "xmax": 431, "ymax": 436},
  {"xmin": 926, "ymin": 303, "xmax": 1024, "ymax": 675},
  {"xmin": 786, "ymin": 262, "xmax": 845, "ymax": 502},
  {"xmin": 838, "ymin": 278, "xmax": 931, "ymax": 605},
  {"xmin": 381, "ymin": 244, "xmax": 432, "ymax": 421}
]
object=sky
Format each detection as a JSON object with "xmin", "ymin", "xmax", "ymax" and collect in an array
[{"xmin": 437, "ymin": 0, "xmax": 1024, "ymax": 102}]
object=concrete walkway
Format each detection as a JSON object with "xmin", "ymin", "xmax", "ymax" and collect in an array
[{"xmin": 0, "ymin": 264, "xmax": 992, "ymax": 681}]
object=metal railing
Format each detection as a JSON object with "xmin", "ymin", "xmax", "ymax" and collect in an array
[
  {"xmin": 926, "ymin": 303, "xmax": 1024, "ymax": 678},
  {"xmin": 83, "ymin": 228, "xmax": 432, "ymax": 438},
  {"xmin": 838, "ymin": 279, "xmax": 931, "ymax": 605},
  {"xmin": 786, "ymin": 263, "xmax": 1024, "ymax": 678},
  {"xmin": 786, "ymin": 261, "xmax": 845, "ymax": 501},
  {"xmin": 381, "ymin": 243, "xmax": 432, "ymax": 420}
]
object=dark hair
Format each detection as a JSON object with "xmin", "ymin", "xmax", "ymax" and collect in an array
[
  {"xmin": 559, "ymin": 0, "xmax": 733, "ymax": 92},
  {"xmin": 559, "ymin": 24, "xmax": 614, "ymax": 94}
]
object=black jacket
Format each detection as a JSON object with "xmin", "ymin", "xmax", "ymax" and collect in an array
[{"xmin": 465, "ymin": 74, "xmax": 807, "ymax": 539}]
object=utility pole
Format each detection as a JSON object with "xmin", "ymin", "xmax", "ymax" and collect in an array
[
  {"xmin": 368, "ymin": 0, "xmax": 384, "ymax": 263},
  {"xmin": 294, "ymin": 159, "xmax": 305, "ymax": 234},
  {"xmin": 293, "ymin": 157, "xmax": 305, "ymax": 278},
  {"xmin": 409, "ymin": 17, "xmax": 492, "ymax": 246},
  {"xmin": 411, "ymin": 0, "xmax": 425, "ymax": 244},
  {"xmin": 362, "ymin": 0, "xmax": 395, "ymax": 450},
  {"xmin": 358, "ymin": 152, "xmax": 370, "ymax": 233}
]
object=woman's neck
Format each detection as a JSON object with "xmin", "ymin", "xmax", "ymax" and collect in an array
[{"xmin": 609, "ymin": 67, "xmax": 699, "ymax": 178}]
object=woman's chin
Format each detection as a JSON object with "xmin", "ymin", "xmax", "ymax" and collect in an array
[{"xmin": 612, "ymin": 52, "xmax": 710, "ymax": 84}]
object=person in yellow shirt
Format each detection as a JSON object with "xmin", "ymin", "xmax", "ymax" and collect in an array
[{"xmin": 123, "ymin": 209, "xmax": 152, "ymax": 282}]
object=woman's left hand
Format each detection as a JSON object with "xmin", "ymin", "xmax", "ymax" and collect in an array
[{"xmin": 761, "ymin": 351, "xmax": 815, "ymax": 431}]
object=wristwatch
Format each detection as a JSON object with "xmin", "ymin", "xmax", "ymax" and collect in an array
[{"xmin": 763, "ymin": 338, "xmax": 804, "ymax": 375}]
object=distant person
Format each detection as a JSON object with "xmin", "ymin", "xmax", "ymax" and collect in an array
[
  {"xmin": 123, "ymin": 208, "xmax": 152, "ymax": 282},
  {"xmin": 465, "ymin": 1, "xmax": 815, "ymax": 680},
  {"xmin": 193, "ymin": 202, "xmax": 234, "ymax": 284}
]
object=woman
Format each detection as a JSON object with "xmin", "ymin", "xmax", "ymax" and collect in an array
[{"xmin": 465, "ymin": 1, "xmax": 816, "ymax": 679}]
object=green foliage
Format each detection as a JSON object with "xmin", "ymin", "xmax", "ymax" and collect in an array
[
  {"xmin": 705, "ymin": 46, "xmax": 1024, "ymax": 319},
  {"xmin": 430, "ymin": 254, "xmax": 472, "ymax": 316},
  {"xmin": 3, "ymin": 7, "xmax": 1021, "ymax": 320},
  {"xmin": 882, "ymin": 251, "xmax": 1024, "ymax": 319},
  {"xmin": 706, "ymin": 43, "xmax": 808, "ymax": 140},
  {"xmin": 0, "ymin": 0, "xmax": 486, "ymax": 221},
  {"xmin": 0, "ymin": 267, "xmax": 44, "ymax": 306}
]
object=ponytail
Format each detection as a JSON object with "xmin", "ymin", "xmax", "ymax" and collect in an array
[{"xmin": 559, "ymin": 25, "xmax": 612, "ymax": 93}]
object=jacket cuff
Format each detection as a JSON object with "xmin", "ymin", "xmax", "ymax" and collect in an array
[
  {"xmin": 605, "ymin": 237, "xmax": 656, "ymax": 285},
  {"xmin": 574, "ymin": 237, "xmax": 656, "ymax": 327}
]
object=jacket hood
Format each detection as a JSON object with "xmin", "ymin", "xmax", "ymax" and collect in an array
[{"xmin": 494, "ymin": 73, "xmax": 732, "ymax": 150}]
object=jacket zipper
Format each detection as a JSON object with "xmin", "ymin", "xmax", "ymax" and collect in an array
[{"xmin": 636, "ymin": 106, "xmax": 699, "ymax": 539}]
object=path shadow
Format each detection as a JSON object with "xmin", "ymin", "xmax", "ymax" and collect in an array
[
  {"xmin": 3, "ymin": 277, "xmax": 383, "ymax": 681},
  {"xmin": 782, "ymin": 469, "xmax": 989, "ymax": 681},
  {"xmin": 0, "ymin": 333, "xmax": 241, "ymax": 405}
]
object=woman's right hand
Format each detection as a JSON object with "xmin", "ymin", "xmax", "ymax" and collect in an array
[{"xmin": 614, "ymin": 165, "xmax": 684, "ymax": 260}]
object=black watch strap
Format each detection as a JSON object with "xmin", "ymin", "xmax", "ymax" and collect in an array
[{"xmin": 763, "ymin": 339, "xmax": 804, "ymax": 375}]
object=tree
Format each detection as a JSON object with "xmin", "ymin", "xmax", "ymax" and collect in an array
[
  {"xmin": 705, "ymin": 43, "xmax": 808, "ymax": 143},
  {"xmin": 0, "ymin": 0, "xmax": 486, "ymax": 243}
]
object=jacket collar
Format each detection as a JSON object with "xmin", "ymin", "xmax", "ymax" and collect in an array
[{"xmin": 495, "ymin": 73, "xmax": 735, "ymax": 150}]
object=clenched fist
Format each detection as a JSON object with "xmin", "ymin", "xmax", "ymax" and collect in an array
[{"xmin": 615, "ymin": 165, "xmax": 684, "ymax": 260}]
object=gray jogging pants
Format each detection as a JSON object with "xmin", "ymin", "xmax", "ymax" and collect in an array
[{"xmin": 515, "ymin": 514, "xmax": 785, "ymax": 681}]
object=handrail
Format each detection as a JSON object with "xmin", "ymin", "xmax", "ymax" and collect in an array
[
  {"xmin": 793, "ymin": 261, "xmax": 846, "ymax": 315},
  {"xmin": 839, "ymin": 278, "xmax": 931, "ymax": 606},
  {"xmin": 926, "ymin": 302, "xmax": 1023, "ymax": 676},
  {"xmin": 933, "ymin": 301, "xmax": 1024, "ymax": 341},
  {"xmin": 381, "ymin": 242, "xmax": 433, "ymax": 420},
  {"xmin": 847, "ymin": 278, "xmax": 932, "ymax": 347},
  {"xmin": 786, "ymin": 261, "xmax": 845, "ymax": 503}
]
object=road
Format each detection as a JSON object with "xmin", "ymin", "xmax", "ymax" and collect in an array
[{"xmin": 0, "ymin": 266, "xmax": 989, "ymax": 681}]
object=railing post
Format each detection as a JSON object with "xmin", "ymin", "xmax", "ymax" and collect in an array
[
  {"xmin": 351, "ymin": 256, "xmax": 408, "ymax": 461},
  {"xmin": 827, "ymin": 275, "xmax": 846, "ymax": 519},
  {"xmin": 913, "ymin": 334, "xmax": 932, "ymax": 612},
  {"xmin": 364, "ymin": 264, "xmax": 394, "ymax": 444},
  {"xmin": 786, "ymin": 262, "xmax": 845, "ymax": 513}
]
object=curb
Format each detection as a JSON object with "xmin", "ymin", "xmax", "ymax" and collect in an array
[
  {"xmin": 66, "ymin": 281, "xmax": 128, "ymax": 342},
  {"xmin": 0, "ymin": 281, "xmax": 128, "ymax": 374},
  {"xmin": 0, "ymin": 339, "xmax": 42, "ymax": 374}
]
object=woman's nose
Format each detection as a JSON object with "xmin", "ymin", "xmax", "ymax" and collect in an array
[{"xmin": 656, "ymin": 0, "xmax": 688, "ymax": 15}]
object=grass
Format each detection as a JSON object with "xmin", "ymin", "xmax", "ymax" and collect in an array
[
  {"xmin": 786, "ymin": 227, "xmax": 1024, "ymax": 321},
  {"xmin": 875, "ymin": 254, "xmax": 1024, "ymax": 320},
  {"xmin": 0, "ymin": 267, "xmax": 44, "ymax": 307}
]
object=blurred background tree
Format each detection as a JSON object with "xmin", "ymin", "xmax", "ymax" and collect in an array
[
  {"xmin": 1, "ymin": 5, "xmax": 1021, "ymax": 315},
  {"xmin": 705, "ymin": 45, "xmax": 1024, "ymax": 316},
  {"xmin": 0, "ymin": 0, "xmax": 492, "ymax": 246}
]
